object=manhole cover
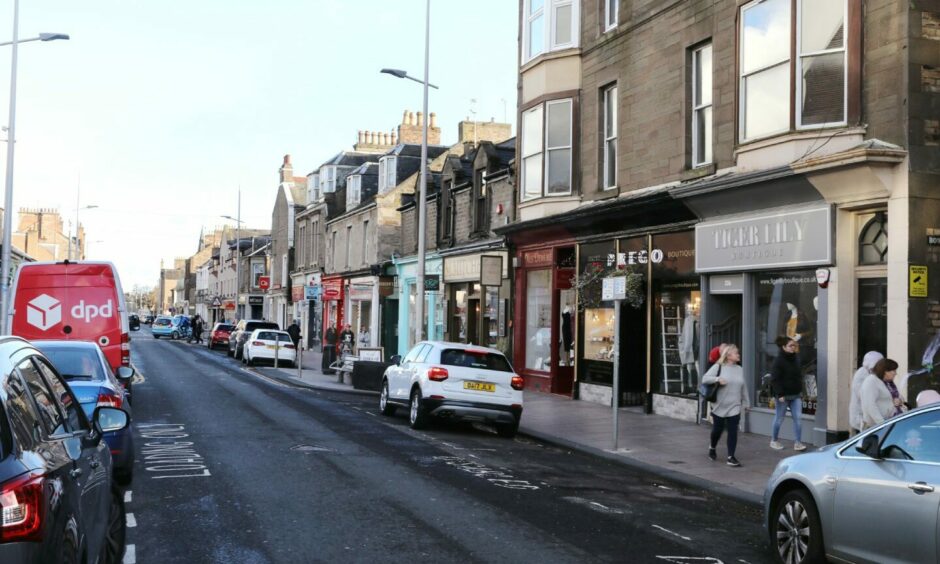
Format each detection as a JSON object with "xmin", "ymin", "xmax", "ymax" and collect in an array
[{"xmin": 290, "ymin": 444, "xmax": 333, "ymax": 453}]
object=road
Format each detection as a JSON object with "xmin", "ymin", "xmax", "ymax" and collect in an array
[{"xmin": 125, "ymin": 329, "xmax": 773, "ymax": 563}]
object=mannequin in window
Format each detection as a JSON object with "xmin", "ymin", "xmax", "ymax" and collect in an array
[
  {"xmin": 560, "ymin": 306, "xmax": 573, "ymax": 366},
  {"xmin": 678, "ymin": 306, "xmax": 699, "ymax": 390}
]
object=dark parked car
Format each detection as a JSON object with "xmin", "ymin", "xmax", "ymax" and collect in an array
[
  {"xmin": 34, "ymin": 341, "xmax": 135, "ymax": 486},
  {"xmin": 0, "ymin": 336, "xmax": 128, "ymax": 564},
  {"xmin": 208, "ymin": 322, "xmax": 235, "ymax": 350},
  {"xmin": 143, "ymin": 315, "xmax": 155, "ymax": 325},
  {"xmin": 128, "ymin": 314, "xmax": 140, "ymax": 331},
  {"xmin": 228, "ymin": 320, "xmax": 279, "ymax": 360}
]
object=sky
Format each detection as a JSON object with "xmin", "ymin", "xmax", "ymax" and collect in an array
[{"xmin": 0, "ymin": 0, "xmax": 518, "ymax": 289}]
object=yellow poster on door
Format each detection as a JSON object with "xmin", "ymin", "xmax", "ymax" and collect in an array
[{"xmin": 910, "ymin": 265, "xmax": 928, "ymax": 298}]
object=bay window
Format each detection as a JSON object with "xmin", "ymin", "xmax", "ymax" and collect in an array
[
  {"xmin": 521, "ymin": 98, "xmax": 573, "ymax": 201},
  {"xmin": 739, "ymin": 0, "xmax": 848, "ymax": 142},
  {"xmin": 307, "ymin": 173, "xmax": 320, "ymax": 202},
  {"xmin": 523, "ymin": 0, "xmax": 579, "ymax": 64},
  {"xmin": 321, "ymin": 166, "xmax": 337, "ymax": 193}
]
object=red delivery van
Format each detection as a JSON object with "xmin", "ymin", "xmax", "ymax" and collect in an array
[{"xmin": 7, "ymin": 261, "xmax": 131, "ymax": 371}]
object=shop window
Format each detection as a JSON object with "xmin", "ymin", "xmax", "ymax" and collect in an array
[
  {"xmin": 755, "ymin": 271, "xmax": 819, "ymax": 415},
  {"xmin": 525, "ymin": 270, "xmax": 552, "ymax": 371},
  {"xmin": 858, "ymin": 212, "xmax": 887, "ymax": 265}
]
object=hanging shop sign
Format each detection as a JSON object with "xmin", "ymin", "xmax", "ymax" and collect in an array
[
  {"xmin": 424, "ymin": 275, "xmax": 440, "ymax": 292},
  {"xmin": 378, "ymin": 276, "xmax": 395, "ymax": 298},
  {"xmin": 258, "ymin": 276, "xmax": 271, "ymax": 290},
  {"xmin": 695, "ymin": 205, "xmax": 832, "ymax": 273},
  {"xmin": 291, "ymin": 286, "xmax": 304, "ymax": 302},
  {"xmin": 444, "ymin": 251, "xmax": 509, "ymax": 283}
]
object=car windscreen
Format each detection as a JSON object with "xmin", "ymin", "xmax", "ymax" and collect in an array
[
  {"xmin": 35, "ymin": 346, "xmax": 108, "ymax": 382},
  {"xmin": 246, "ymin": 322, "xmax": 279, "ymax": 331},
  {"xmin": 216, "ymin": 324, "xmax": 235, "ymax": 332},
  {"xmin": 439, "ymin": 349, "xmax": 513, "ymax": 372},
  {"xmin": 154, "ymin": 317, "xmax": 171, "ymax": 326},
  {"xmin": 256, "ymin": 332, "xmax": 292, "ymax": 343}
]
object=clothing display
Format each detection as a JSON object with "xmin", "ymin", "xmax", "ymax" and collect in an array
[
  {"xmin": 561, "ymin": 310, "xmax": 573, "ymax": 352},
  {"xmin": 678, "ymin": 312, "xmax": 698, "ymax": 365}
]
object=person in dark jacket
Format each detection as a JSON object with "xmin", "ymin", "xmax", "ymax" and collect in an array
[
  {"xmin": 769, "ymin": 336, "xmax": 806, "ymax": 451},
  {"xmin": 286, "ymin": 320, "xmax": 301, "ymax": 348},
  {"xmin": 322, "ymin": 323, "xmax": 337, "ymax": 374}
]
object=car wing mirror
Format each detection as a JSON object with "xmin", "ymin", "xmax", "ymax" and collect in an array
[
  {"xmin": 93, "ymin": 406, "xmax": 129, "ymax": 434},
  {"xmin": 390, "ymin": 355, "xmax": 402, "ymax": 366},
  {"xmin": 856, "ymin": 434, "xmax": 882, "ymax": 459},
  {"xmin": 116, "ymin": 366, "xmax": 135, "ymax": 381}
]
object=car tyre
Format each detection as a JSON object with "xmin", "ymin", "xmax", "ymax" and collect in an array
[
  {"xmin": 409, "ymin": 388, "xmax": 427, "ymax": 429},
  {"xmin": 246, "ymin": 352, "xmax": 253, "ymax": 366},
  {"xmin": 495, "ymin": 419, "xmax": 519, "ymax": 439},
  {"xmin": 171, "ymin": 331, "xmax": 179, "ymax": 340},
  {"xmin": 60, "ymin": 533, "xmax": 80, "ymax": 564},
  {"xmin": 114, "ymin": 467, "xmax": 132, "ymax": 487},
  {"xmin": 153, "ymin": 335, "xmax": 160, "ymax": 340},
  {"xmin": 380, "ymin": 381, "xmax": 396, "ymax": 416},
  {"xmin": 100, "ymin": 486, "xmax": 127, "ymax": 564},
  {"xmin": 771, "ymin": 489, "xmax": 825, "ymax": 564}
]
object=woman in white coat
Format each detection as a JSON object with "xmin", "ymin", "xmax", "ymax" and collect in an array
[
  {"xmin": 850, "ymin": 351, "xmax": 883, "ymax": 434},
  {"xmin": 861, "ymin": 358, "xmax": 906, "ymax": 429}
]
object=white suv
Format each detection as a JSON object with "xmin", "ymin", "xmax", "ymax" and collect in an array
[{"xmin": 379, "ymin": 341, "xmax": 524, "ymax": 437}]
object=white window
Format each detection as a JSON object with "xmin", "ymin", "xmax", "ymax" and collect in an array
[
  {"xmin": 739, "ymin": 0, "xmax": 847, "ymax": 141},
  {"xmin": 384, "ymin": 156, "xmax": 397, "ymax": 190},
  {"xmin": 346, "ymin": 175, "xmax": 361, "ymax": 208},
  {"xmin": 521, "ymin": 98, "xmax": 573, "ymax": 201},
  {"xmin": 307, "ymin": 173, "xmax": 320, "ymax": 202},
  {"xmin": 378, "ymin": 160, "xmax": 386, "ymax": 193},
  {"xmin": 692, "ymin": 43, "xmax": 713, "ymax": 167},
  {"xmin": 602, "ymin": 85, "xmax": 618, "ymax": 189},
  {"xmin": 281, "ymin": 253, "xmax": 288, "ymax": 287},
  {"xmin": 311, "ymin": 220, "xmax": 319, "ymax": 266},
  {"xmin": 523, "ymin": 0, "xmax": 579, "ymax": 64},
  {"xmin": 321, "ymin": 166, "xmax": 337, "ymax": 193},
  {"xmin": 521, "ymin": 105, "xmax": 544, "ymax": 201},
  {"xmin": 298, "ymin": 224, "xmax": 306, "ymax": 267},
  {"xmin": 362, "ymin": 220, "xmax": 369, "ymax": 264},
  {"xmin": 605, "ymin": 0, "xmax": 618, "ymax": 32},
  {"xmin": 345, "ymin": 225, "xmax": 352, "ymax": 269}
]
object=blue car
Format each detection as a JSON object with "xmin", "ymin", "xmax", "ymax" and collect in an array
[
  {"xmin": 34, "ymin": 340, "xmax": 135, "ymax": 486},
  {"xmin": 152, "ymin": 314, "xmax": 192, "ymax": 340}
]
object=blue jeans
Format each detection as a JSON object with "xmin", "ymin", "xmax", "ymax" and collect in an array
[{"xmin": 772, "ymin": 397, "xmax": 802, "ymax": 442}]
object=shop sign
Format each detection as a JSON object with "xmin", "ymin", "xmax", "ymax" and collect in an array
[
  {"xmin": 445, "ymin": 252, "xmax": 508, "ymax": 282},
  {"xmin": 611, "ymin": 250, "xmax": 663, "ymax": 267},
  {"xmin": 709, "ymin": 274, "xmax": 744, "ymax": 294},
  {"xmin": 929, "ymin": 235, "xmax": 940, "ymax": 247},
  {"xmin": 322, "ymin": 279, "xmax": 342, "ymax": 300},
  {"xmin": 522, "ymin": 248, "xmax": 553, "ymax": 268},
  {"xmin": 258, "ymin": 276, "xmax": 271, "ymax": 290},
  {"xmin": 481, "ymin": 255, "xmax": 503, "ymax": 287},
  {"xmin": 378, "ymin": 276, "xmax": 395, "ymax": 297},
  {"xmin": 695, "ymin": 205, "xmax": 832, "ymax": 273},
  {"xmin": 910, "ymin": 265, "xmax": 928, "ymax": 298},
  {"xmin": 223, "ymin": 300, "xmax": 235, "ymax": 311},
  {"xmin": 291, "ymin": 286, "xmax": 304, "ymax": 302},
  {"xmin": 349, "ymin": 283, "xmax": 373, "ymax": 301},
  {"xmin": 248, "ymin": 296, "xmax": 264, "ymax": 306},
  {"xmin": 304, "ymin": 285, "xmax": 319, "ymax": 300},
  {"xmin": 424, "ymin": 275, "xmax": 440, "ymax": 292}
]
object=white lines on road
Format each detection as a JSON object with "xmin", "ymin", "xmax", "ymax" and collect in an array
[
  {"xmin": 126, "ymin": 513, "xmax": 137, "ymax": 528},
  {"xmin": 562, "ymin": 496, "xmax": 626, "ymax": 515},
  {"xmin": 655, "ymin": 558, "xmax": 723, "ymax": 563},
  {"xmin": 124, "ymin": 489, "xmax": 136, "ymax": 564},
  {"xmin": 652, "ymin": 524, "xmax": 692, "ymax": 541},
  {"xmin": 124, "ymin": 490, "xmax": 132, "ymax": 503},
  {"xmin": 123, "ymin": 543, "xmax": 136, "ymax": 564}
]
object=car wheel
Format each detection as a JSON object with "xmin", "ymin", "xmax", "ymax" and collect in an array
[
  {"xmin": 171, "ymin": 331, "xmax": 179, "ymax": 340},
  {"xmin": 409, "ymin": 388, "xmax": 427, "ymax": 429},
  {"xmin": 60, "ymin": 533, "xmax": 80, "ymax": 564},
  {"xmin": 380, "ymin": 381, "xmax": 396, "ymax": 416},
  {"xmin": 495, "ymin": 419, "xmax": 519, "ymax": 439},
  {"xmin": 771, "ymin": 489, "xmax": 825, "ymax": 564},
  {"xmin": 153, "ymin": 335, "xmax": 160, "ymax": 339},
  {"xmin": 100, "ymin": 486, "xmax": 126, "ymax": 564},
  {"xmin": 246, "ymin": 352, "xmax": 253, "ymax": 366},
  {"xmin": 114, "ymin": 466, "xmax": 132, "ymax": 487}
]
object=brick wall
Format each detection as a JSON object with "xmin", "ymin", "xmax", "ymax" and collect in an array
[
  {"xmin": 488, "ymin": 176, "xmax": 514, "ymax": 232},
  {"xmin": 402, "ymin": 207, "xmax": 416, "ymax": 256},
  {"xmin": 453, "ymin": 189, "xmax": 471, "ymax": 242}
]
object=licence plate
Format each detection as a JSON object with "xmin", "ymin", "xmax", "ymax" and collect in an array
[
  {"xmin": 266, "ymin": 344, "xmax": 278, "ymax": 349},
  {"xmin": 464, "ymin": 381, "xmax": 495, "ymax": 392}
]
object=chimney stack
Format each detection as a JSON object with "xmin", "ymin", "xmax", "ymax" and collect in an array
[
  {"xmin": 279, "ymin": 154, "xmax": 294, "ymax": 183},
  {"xmin": 398, "ymin": 108, "xmax": 441, "ymax": 145}
]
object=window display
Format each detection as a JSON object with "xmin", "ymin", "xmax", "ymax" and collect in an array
[
  {"xmin": 583, "ymin": 307, "xmax": 615, "ymax": 361},
  {"xmin": 756, "ymin": 271, "xmax": 819, "ymax": 415},
  {"xmin": 525, "ymin": 270, "xmax": 551, "ymax": 371}
]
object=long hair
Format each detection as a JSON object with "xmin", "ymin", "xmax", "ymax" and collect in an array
[{"xmin": 717, "ymin": 343, "xmax": 739, "ymax": 365}]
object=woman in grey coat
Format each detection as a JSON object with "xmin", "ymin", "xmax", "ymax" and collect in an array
[{"xmin": 702, "ymin": 343, "xmax": 750, "ymax": 467}]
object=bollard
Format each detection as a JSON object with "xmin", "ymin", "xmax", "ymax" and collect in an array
[
  {"xmin": 297, "ymin": 341, "xmax": 303, "ymax": 379},
  {"xmin": 274, "ymin": 338, "xmax": 279, "ymax": 369}
]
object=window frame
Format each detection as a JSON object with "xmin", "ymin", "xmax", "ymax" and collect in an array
[
  {"xmin": 692, "ymin": 43, "xmax": 713, "ymax": 168},
  {"xmin": 322, "ymin": 166, "xmax": 337, "ymax": 193},
  {"xmin": 472, "ymin": 168, "xmax": 488, "ymax": 234},
  {"xmin": 604, "ymin": 0, "xmax": 618, "ymax": 32},
  {"xmin": 795, "ymin": 0, "xmax": 848, "ymax": 130},
  {"xmin": 545, "ymin": 98, "xmax": 573, "ymax": 196},
  {"xmin": 345, "ymin": 225, "xmax": 352, "ymax": 269},
  {"xmin": 522, "ymin": 0, "xmax": 580, "ymax": 65},
  {"xmin": 378, "ymin": 159, "xmax": 386, "ymax": 193},
  {"xmin": 384, "ymin": 156, "xmax": 397, "ymax": 190},
  {"xmin": 362, "ymin": 219, "xmax": 369, "ymax": 265},
  {"xmin": 602, "ymin": 84, "xmax": 618, "ymax": 189},
  {"xmin": 520, "ymin": 105, "xmax": 544, "ymax": 202},
  {"xmin": 346, "ymin": 175, "xmax": 362, "ymax": 208}
]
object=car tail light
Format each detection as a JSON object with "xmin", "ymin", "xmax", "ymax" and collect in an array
[
  {"xmin": 511, "ymin": 375, "xmax": 525, "ymax": 390},
  {"xmin": 0, "ymin": 472, "xmax": 44, "ymax": 543},
  {"xmin": 252, "ymin": 341, "xmax": 264, "ymax": 346},
  {"xmin": 97, "ymin": 390, "xmax": 123, "ymax": 409},
  {"xmin": 121, "ymin": 333, "xmax": 130, "ymax": 366},
  {"xmin": 284, "ymin": 344, "xmax": 295, "ymax": 349},
  {"xmin": 428, "ymin": 367, "xmax": 449, "ymax": 381}
]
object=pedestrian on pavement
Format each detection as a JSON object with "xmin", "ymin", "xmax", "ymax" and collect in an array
[
  {"xmin": 849, "ymin": 351, "xmax": 883, "ymax": 434},
  {"xmin": 359, "ymin": 326, "xmax": 370, "ymax": 350},
  {"xmin": 287, "ymin": 319, "xmax": 301, "ymax": 348},
  {"xmin": 861, "ymin": 358, "xmax": 906, "ymax": 429},
  {"xmin": 769, "ymin": 336, "xmax": 806, "ymax": 451},
  {"xmin": 702, "ymin": 343, "xmax": 749, "ymax": 467},
  {"xmin": 322, "ymin": 323, "xmax": 337, "ymax": 374},
  {"xmin": 192, "ymin": 315, "xmax": 204, "ymax": 344},
  {"xmin": 339, "ymin": 324, "xmax": 355, "ymax": 356}
]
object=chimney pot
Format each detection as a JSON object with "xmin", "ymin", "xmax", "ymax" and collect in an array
[
  {"xmin": 430, "ymin": 112, "xmax": 437, "ymax": 128},
  {"xmin": 358, "ymin": 130, "xmax": 365, "ymax": 144},
  {"xmin": 402, "ymin": 110, "xmax": 410, "ymax": 124},
  {"xmin": 283, "ymin": 154, "xmax": 291, "ymax": 165},
  {"xmin": 408, "ymin": 111, "xmax": 415, "ymax": 125},
  {"xmin": 417, "ymin": 112, "xmax": 424, "ymax": 126}
]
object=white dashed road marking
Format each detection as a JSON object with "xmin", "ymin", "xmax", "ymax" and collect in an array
[
  {"xmin": 124, "ymin": 490, "xmax": 132, "ymax": 503},
  {"xmin": 123, "ymin": 544, "xmax": 136, "ymax": 564},
  {"xmin": 126, "ymin": 513, "xmax": 136, "ymax": 528},
  {"xmin": 652, "ymin": 524, "xmax": 692, "ymax": 541}
]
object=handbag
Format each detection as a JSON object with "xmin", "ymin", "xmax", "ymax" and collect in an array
[{"xmin": 699, "ymin": 365, "xmax": 721, "ymax": 403}]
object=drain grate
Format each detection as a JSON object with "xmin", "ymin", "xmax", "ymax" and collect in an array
[{"xmin": 290, "ymin": 444, "xmax": 333, "ymax": 453}]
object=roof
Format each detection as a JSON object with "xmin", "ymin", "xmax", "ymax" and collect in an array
[
  {"xmin": 316, "ymin": 151, "xmax": 381, "ymax": 171},
  {"xmin": 386, "ymin": 143, "xmax": 450, "ymax": 159}
]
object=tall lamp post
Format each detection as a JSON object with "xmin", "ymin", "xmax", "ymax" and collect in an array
[
  {"xmin": 0, "ymin": 4, "xmax": 69, "ymax": 333},
  {"xmin": 380, "ymin": 0, "xmax": 435, "ymax": 345},
  {"xmin": 70, "ymin": 204, "xmax": 97, "ymax": 260},
  {"xmin": 222, "ymin": 190, "xmax": 243, "ymax": 321}
]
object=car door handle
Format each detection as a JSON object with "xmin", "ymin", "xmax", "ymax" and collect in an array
[
  {"xmin": 824, "ymin": 475, "xmax": 837, "ymax": 487},
  {"xmin": 908, "ymin": 482, "xmax": 935, "ymax": 494},
  {"xmin": 69, "ymin": 468, "xmax": 82, "ymax": 479},
  {"xmin": 90, "ymin": 459, "xmax": 100, "ymax": 469}
]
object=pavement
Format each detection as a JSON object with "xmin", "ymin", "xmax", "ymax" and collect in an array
[{"xmin": 253, "ymin": 351, "xmax": 804, "ymax": 507}]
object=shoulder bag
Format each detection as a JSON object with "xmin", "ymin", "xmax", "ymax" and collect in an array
[{"xmin": 699, "ymin": 365, "xmax": 721, "ymax": 403}]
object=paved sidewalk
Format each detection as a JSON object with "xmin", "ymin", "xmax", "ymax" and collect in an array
[{"xmin": 257, "ymin": 357, "xmax": 804, "ymax": 506}]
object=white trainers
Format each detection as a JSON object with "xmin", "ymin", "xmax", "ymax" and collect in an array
[
  {"xmin": 794, "ymin": 442, "xmax": 807, "ymax": 451},
  {"xmin": 769, "ymin": 441, "xmax": 784, "ymax": 450}
]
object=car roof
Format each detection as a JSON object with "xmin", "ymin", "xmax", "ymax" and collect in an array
[
  {"xmin": 32, "ymin": 340, "xmax": 101, "ymax": 351},
  {"xmin": 418, "ymin": 341, "xmax": 505, "ymax": 355}
]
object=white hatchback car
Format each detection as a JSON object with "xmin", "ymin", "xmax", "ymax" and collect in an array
[
  {"xmin": 242, "ymin": 329, "xmax": 296, "ymax": 367},
  {"xmin": 380, "ymin": 341, "xmax": 524, "ymax": 437}
]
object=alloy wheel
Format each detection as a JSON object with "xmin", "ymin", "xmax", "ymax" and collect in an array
[
  {"xmin": 380, "ymin": 385, "xmax": 388, "ymax": 411},
  {"xmin": 776, "ymin": 499, "xmax": 810, "ymax": 564}
]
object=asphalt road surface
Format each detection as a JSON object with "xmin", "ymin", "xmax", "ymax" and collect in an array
[{"xmin": 125, "ymin": 329, "xmax": 773, "ymax": 563}]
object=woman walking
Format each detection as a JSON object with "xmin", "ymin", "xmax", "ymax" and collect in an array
[
  {"xmin": 861, "ymin": 358, "xmax": 907, "ymax": 429},
  {"xmin": 849, "ymin": 351, "xmax": 883, "ymax": 434},
  {"xmin": 769, "ymin": 336, "xmax": 807, "ymax": 451},
  {"xmin": 702, "ymin": 343, "xmax": 749, "ymax": 467}
]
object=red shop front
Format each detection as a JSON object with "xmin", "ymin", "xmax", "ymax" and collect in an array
[
  {"xmin": 513, "ymin": 242, "xmax": 577, "ymax": 395},
  {"xmin": 321, "ymin": 275, "xmax": 345, "ymax": 346}
]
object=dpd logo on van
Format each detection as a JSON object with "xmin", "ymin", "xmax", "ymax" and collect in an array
[
  {"xmin": 26, "ymin": 294, "xmax": 62, "ymax": 331},
  {"xmin": 71, "ymin": 300, "xmax": 114, "ymax": 323}
]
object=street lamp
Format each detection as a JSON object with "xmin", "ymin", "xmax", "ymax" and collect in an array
[
  {"xmin": 222, "ymin": 190, "xmax": 243, "ymax": 321},
  {"xmin": 70, "ymin": 204, "xmax": 98, "ymax": 260},
  {"xmin": 0, "ymin": 0, "xmax": 70, "ymax": 334},
  {"xmin": 381, "ymin": 0, "xmax": 432, "ymax": 345}
]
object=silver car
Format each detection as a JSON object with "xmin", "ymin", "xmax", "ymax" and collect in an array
[{"xmin": 764, "ymin": 403, "xmax": 940, "ymax": 563}]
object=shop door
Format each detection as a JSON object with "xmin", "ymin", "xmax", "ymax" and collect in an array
[
  {"xmin": 857, "ymin": 278, "xmax": 887, "ymax": 367},
  {"xmin": 382, "ymin": 299, "xmax": 399, "ymax": 361},
  {"xmin": 707, "ymin": 295, "xmax": 742, "ymax": 354},
  {"xmin": 467, "ymin": 299, "xmax": 480, "ymax": 345}
]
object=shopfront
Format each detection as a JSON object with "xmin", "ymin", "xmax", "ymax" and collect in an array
[
  {"xmin": 695, "ymin": 204, "xmax": 833, "ymax": 445},
  {"xmin": 346, "ymin": 276, "xmax": 379, "ymax": 350},
  {"xmin": 321, "ymin": 275, "xmax": 345, "ymax": 346},
  {"xmin": 393, "ymin": 253, "xmax": 444, "ymax": 355},
  {"xmin": 442, "ymin": 251, "xmax": 511, "ymax": 354},
  {"xmin": 513, "ymin": 243, "xmax": 577, "ymax": 395}
]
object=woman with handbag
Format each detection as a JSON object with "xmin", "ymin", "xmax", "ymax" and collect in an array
[{"xmin": 702, "ymin": 343, "xmax": 749, "ymax": 467}]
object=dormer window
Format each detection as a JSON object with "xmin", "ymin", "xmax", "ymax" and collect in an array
[
  {"xmin": 346, "ymin": 175, "xmax": 362, "ymax": 208},
  {"xmin": 321, "ymin": 166, "xmax": 337, "ymax": 193},
  {"xmin": 384, "ymin": 157, "xmax": 397, "ymax": 191},
  {"xmin": 307, "ymin": 173, "xmax": 320, "ymax": 202}
]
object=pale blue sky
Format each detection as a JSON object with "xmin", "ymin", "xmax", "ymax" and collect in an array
[{"xmin": 0, "ymin": 0, "xmax": 518, "ymax": 288}]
